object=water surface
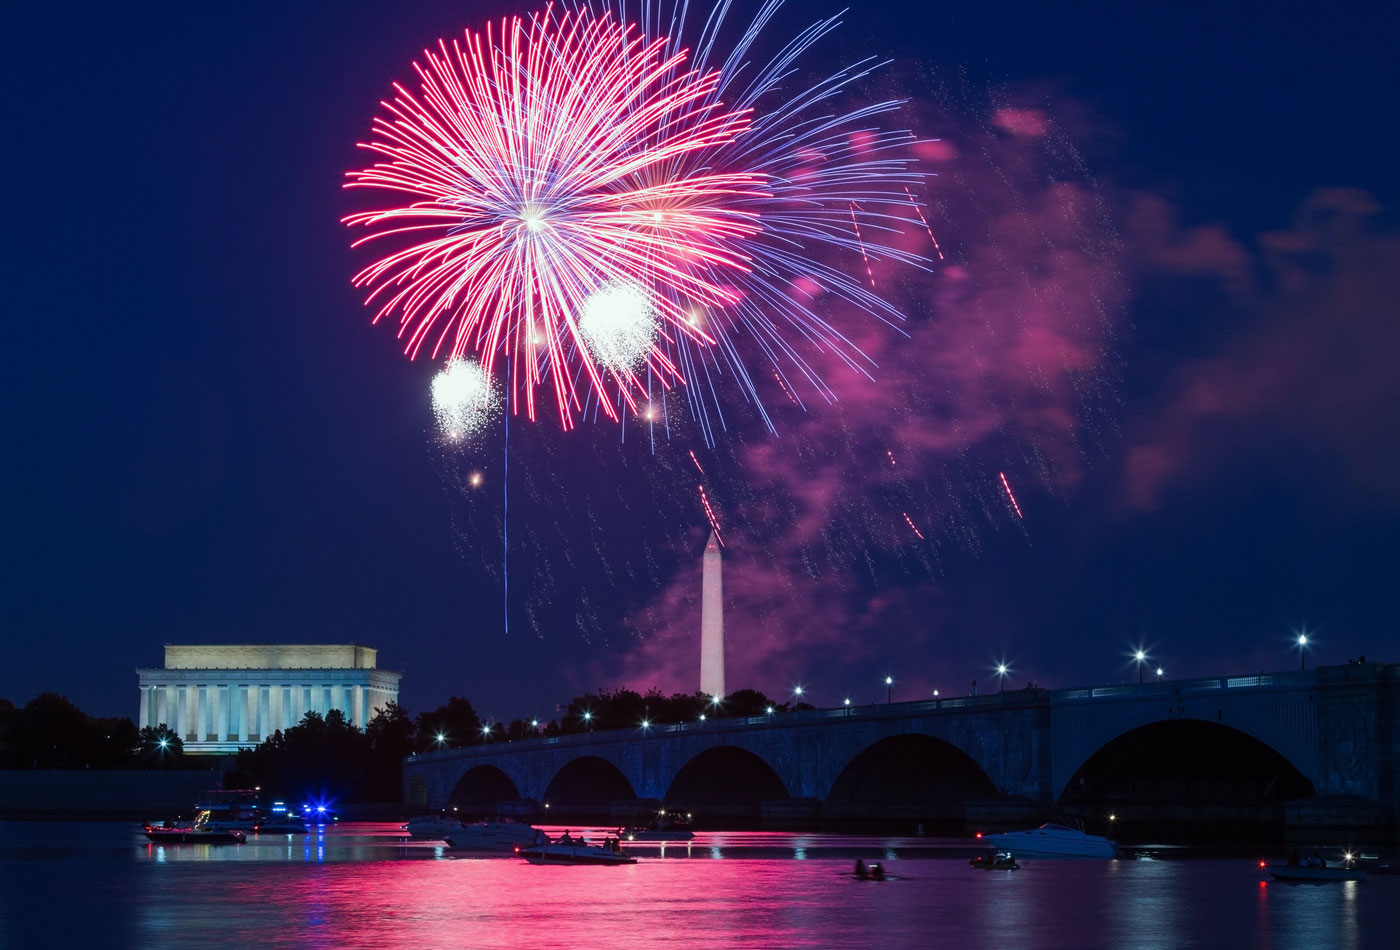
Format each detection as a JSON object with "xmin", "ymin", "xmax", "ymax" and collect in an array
[{"xmin": 2, "ymin": 822, "xmax": 1394, "ymax": 949}]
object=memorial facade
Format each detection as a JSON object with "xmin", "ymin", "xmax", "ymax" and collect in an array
[{"xmin": 136, "ymin": 644, "xmax": 402, "ymax": 754}]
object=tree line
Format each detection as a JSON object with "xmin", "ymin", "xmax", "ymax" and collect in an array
[{"xmin": 1, "ymin": 686, "xmax": 800, "ymax": 803}]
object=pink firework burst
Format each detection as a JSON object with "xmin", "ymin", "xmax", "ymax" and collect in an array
[{"xmin": 345, "ymin": 2, "xmax": 928, "ymax": 433}]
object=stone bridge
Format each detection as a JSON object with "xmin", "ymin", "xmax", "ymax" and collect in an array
[{"xmin": 402, "ymin": 663, "xmax": 1397, "ymax": 832}]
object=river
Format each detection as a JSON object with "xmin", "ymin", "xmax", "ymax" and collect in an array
[{"xmin": 1, "ymin": 822, "xmax": 1395, "ymax": 949}]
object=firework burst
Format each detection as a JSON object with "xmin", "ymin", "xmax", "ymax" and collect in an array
[{"xmin": 346, "ymin": 1, "xmax": 927, "ymax": 435}]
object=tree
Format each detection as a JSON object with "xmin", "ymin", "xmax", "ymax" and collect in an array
[
  {"xmin": 16, "ymin": 692, "xmax": 99, "ymax": 768},
  {"xmin": 365, "ymin": 701, "xmax": 415, "ymax": 801},
  {"xmin": 414, "ymin": 696, "xmax": 481, "ymax": 751},
  {"xmin": 136, "ymin": 723, "xmax": 184, "ymax": 765}
]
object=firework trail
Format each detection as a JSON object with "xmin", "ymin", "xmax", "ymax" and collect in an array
[
  {"xmin": 345, "ymin": 1, "xmax": 927, "ymax": 437},
  {"xmin": 1000, "ymin": 472, "xmax": 1024, "ymax": 519},
  {"xmin": 688, "ymin": 449, "xmax": 705, "ymax": 476},
  {"xmin": 904, "ymin": 186, "xmax": 944, "ymax": 260},
  {"xmin": 698, "ymin": 483, "xmax": 724, "ymax": 545},
  {"xmin": 902, "ymin": 512, "xmax": 925, "ymax": 540}
]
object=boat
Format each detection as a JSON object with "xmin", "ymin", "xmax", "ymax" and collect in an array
[
  {"xmin": 444, "ymin": 819, "xmax": 549, "ymax": 852},
  {"xmin": 620, "ymin": 810, "xmax": 695, "ymax": 842},
  {"xmin": 193, "ymin": 788, "xmax": 266, "ymax": 831},
  {"xmin": 969, "ymin": 849, "xmax": 1020, "ymax": 870},
  {"xmin": 403, "ymin": 814, "xmax": 465, "ymax": 838},
  {"xmin": 143, "ymin": 814, "xmax": 246, "ymax": 844},
  {"xmin": 978, "ymin": 823, "xmax": 1116, "ymax": 858},
  {"xmin": 255, "ymin": 816, "xmax": 309, "ymax": 834},
  {"xmin": 517, "ymin": 834, "xmax": 637, "ymax": 865},
  {"xmin": 1266, "ymin": 864, "xmax": 1366, "ymax": 882}
]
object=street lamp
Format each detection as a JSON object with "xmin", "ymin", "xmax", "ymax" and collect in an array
[
  {"xmin": 843, "ymin": 697, "xmax": 851, "ymax": 707},
  {"xmin": 435, "ymin": 732, "xmax": 446, "ymax": 747},
  {"xmin": 793, "ymin": 685, "xmax": 804, "ymax": 701},
  {"xmin": 1134, "ymin": 649, "xmax": 1147, "ymax": 684},
  {"xmin": 582, "ymin": 710, "xmax": 593, "ymax": 732},
  {"xmin": 885, "ymin": 675, "xmax": 894, "ymax": 703},
  {"xmin": 1297, "ymin": 633, "xmax": 1309, "ymax": 671},
  {"xmin": 1156, "ymin": 667, "xmax": 1164, "ymax": 681},
  {"xmin": 995, "ymin": 663, "xmax": 1009, "ymax": 691}
]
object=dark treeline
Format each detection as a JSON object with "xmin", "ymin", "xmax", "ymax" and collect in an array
[
  {"xmin": 2, "ymin": 686, "xmax": 798, "ymax": 803},
  {"xmin": 0, "ymin": 693, "xmax": 191, "ymax": 769}
]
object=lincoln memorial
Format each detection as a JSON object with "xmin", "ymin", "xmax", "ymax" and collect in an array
[{"xmin": 136, "ymin": 644, "xmax": 402, "ymax": 754}]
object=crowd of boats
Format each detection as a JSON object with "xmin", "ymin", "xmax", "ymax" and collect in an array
[{"xmin": 139, "ymin": 793, "xmax": 1395, "ymax": 876}]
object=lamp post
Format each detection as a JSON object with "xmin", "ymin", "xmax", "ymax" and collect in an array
[
  {"xmin": 1155, "ymin": 667, "xmax": 1164, "ymax": 681},
  {"xmin": 1134, "ymin": 649, "xmax": 1147, "ymax": 684},
  {"xmin": 995, "ymin": 663, "xmax": 1009, "ymax": 691},
  {"xmin": 885, "ymin": 676, "xmax": 894, "ymax": 703},
  {"xmin": 1297, "ymin": 633, "xmax": 1309, "ymax": 671}
]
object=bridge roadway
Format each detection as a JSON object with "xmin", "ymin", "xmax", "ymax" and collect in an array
[{"xmin": 403, "ymin": 663, "xmax": 1397, "ymax": 827}]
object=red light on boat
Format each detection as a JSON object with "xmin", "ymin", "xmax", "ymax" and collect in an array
[{"xmin": 975, "ymin": 832, "xmax": 982, "ymax": 838}]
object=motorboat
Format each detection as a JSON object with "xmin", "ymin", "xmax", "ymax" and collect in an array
[
  {"xmin": 620, "ymin": 810, "xmax": 695, "ymax": 842},
  {"xmin": 444, "ymin": 819, "xmax": 548, "ymax": 852},
  {"xmin": 978, "ymin": 823, "xmax": 1116, "ymax": 858},
  {"xmin": 969, "ymin": 850, "xmax": 1020, "ymax": 870},
  {"xmin": 193, "ymin": 789, "xmax": 266, "ymax": 831},
  {"xmin": 518, "ymin": 834, "xmax": 637, "ymax": 865},
  {"xmin": 143, "ymin": 814, "xmax": 246, "ymax": 844},
  {"xmin": 255, "ymin": 816, "xmax": 309, "ymax": 834},
  {"xmin": 1267, "ymin": 864, "xmax": 1366, "ymax": 882},
  {"xmin": 403, "ymin": 814, "xmax": 465, "ymax": 838}
]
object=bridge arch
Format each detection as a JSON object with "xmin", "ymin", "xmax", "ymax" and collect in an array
[
  {"xmin": 1051, "ymin": 693, "xmax": 1322, "ymax": 802},
  {"xmin": 543, "ymin": 755, "xmax": 636, "ymax": 819},
  {"xmin": 1058, "ymin": 720, "xmax": 1315, "ymax": 834},
  {"xmin": 665, "ymin": 745, "xmax": 789, "ymax": 823},
  {"xmin": 447, "ymin": 764, "xmax": 522, "ymax": 816},
  {"xmin": 825, "ymin": 734, "xmax": 997, "ymax": 826}
]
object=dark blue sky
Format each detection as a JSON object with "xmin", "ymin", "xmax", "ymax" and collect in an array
[{"xmin": 5, "ymin": 0, "xmax": 1397, "ymax": 723}]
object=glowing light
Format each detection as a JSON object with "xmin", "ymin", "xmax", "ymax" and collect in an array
[
  {"xmin": 578, "ymin": 281, "xmax": 658, "ymax": 374},
  {"xmin": 467, "ymin": 471, "xmax": 484, "ymax": 488},
  {"xmin": 765, "ymin": 706, "xmax": 774, "ymax": 714},
  {"xmin": 1000, "ymin": 472, "xmax": 1024, "ymax": 519},
  {"xmin": 698, "ymin": 484, "xmax": 724, "ymax": 545},
  {"xmin": 343, "ymin": 3, "xmax": 928, "ymax": 431},
  {"xmin": 843, "ymin": 698, "xmax": 851, "ymax": 706},
  {"xmin": 431, "ymin": 359, "xmax": 494, "ymax": 439},
  {"xmin": 902, "ymin": 512, "xmax": 925, "ymax": 540}
]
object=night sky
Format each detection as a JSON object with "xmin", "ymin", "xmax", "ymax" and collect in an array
[{"xmin": 6, "ymin": 0, "xmax": 1396, "ymax": 725}]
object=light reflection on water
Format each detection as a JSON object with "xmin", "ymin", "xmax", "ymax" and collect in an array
[{"xmin": 2, "ymin": 822, "xmax": 1396, "ymax": 949}]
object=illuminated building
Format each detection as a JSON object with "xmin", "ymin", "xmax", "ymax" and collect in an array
[{"xmin": 136, "ymin": 644, "xmax": 401, "ymax": 754}]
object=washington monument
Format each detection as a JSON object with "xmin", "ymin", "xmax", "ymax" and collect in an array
[{"xmin": 700, "ymin": 530, "xmax": 725, "ymax": 698}]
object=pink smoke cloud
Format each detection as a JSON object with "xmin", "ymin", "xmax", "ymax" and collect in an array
[
  {"xmin": 608, "ymin": 93, "xmax": 1128, "ymax": 696},
  {"xmin": 1123, "ymin": 188, "xmax": 1400, "ymax": 512}
]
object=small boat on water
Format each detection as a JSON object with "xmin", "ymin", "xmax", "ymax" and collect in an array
[
  {"xmin": 1267, "ymin": 864, "xmax": 1366, "ymax": 883},
  {"xmin": 193, "ymin": 788, "xmax": 266, "ymax": 831},
  {"xmin": 143, "ymin": 815, "xmax": 246, "ymax": 844},
  {"xmin": 620, "ymin": 810, "xmax": 695, "ymax": 842},
  {"xmin": 255, "ymin": 817, "xmax": 309, "ymax": 835},
  {"xmin": 403, "ymin": 815, "xmax": 465, "ymax": 838},
  {"xmin": 444, "ymin": 819, "xmax": 548, "ymax": 852},
  {"xmin": 969, "ymin": 850, "xmax": 1020, "ymax": 870},
  {"xmin": 518, "ymin": 834, "xmax": 636, "ymax": 865},
  {"xmin": 979, "ymin": 823, "xmax": 1116, "ymax": 859}
]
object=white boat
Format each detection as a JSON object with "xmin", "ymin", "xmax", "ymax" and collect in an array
[
  {"xmin": 518, "ymin": 834, "xmax": 637, "ymax": 865},
  {"xmin": 979, "ymin": 823, "xmax": 1116, "ymax": 858},
  {"xmin": 620, "ymin": 811, "xmax": 695, "ymax": 842},
  {"xmin": 255, "ymin": 816, "xmax": 309, "ymax": 834},
  {"xmin": 403, "ymin": 815, "xmax": 465, "ymax": 838},
  {"xmin": 444, "ymin": 819, "xmax": 548, "ymax": 852},
  {"xmin": 1267, "ymin": 864, "xmax": 1366, "ymax": 882}
]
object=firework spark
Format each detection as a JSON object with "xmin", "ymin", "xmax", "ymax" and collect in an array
[
  {"xmin": 902, "ymin": 512, "xmax": 925, "ymax": 540},
  {"xmin": 1000, "ymin": 472, "xmax": 1025, "ymax": 519},
  {"xmin": 698, "ymin": 483, "xmax": 724, "ymax": 544},
  {"xmin": 345, "ymin": 1, "xmax": 927, "ymax": 434},
  {"xmin": 431, "ymin": 358, "xmax": 496, "ymax": 439}
]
